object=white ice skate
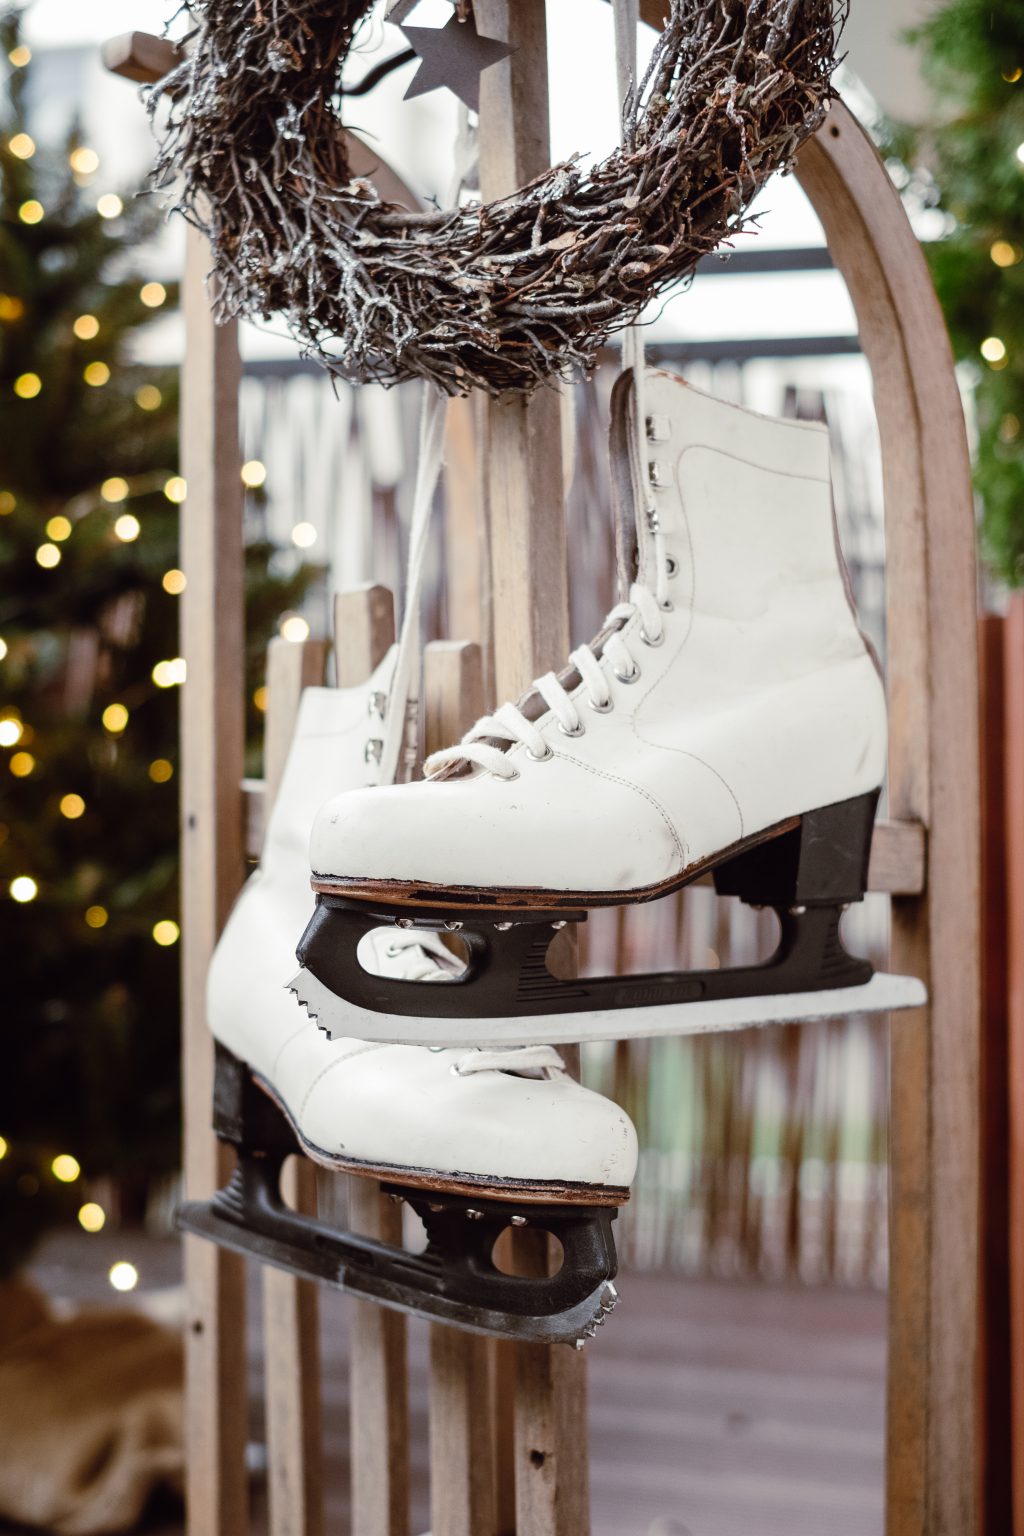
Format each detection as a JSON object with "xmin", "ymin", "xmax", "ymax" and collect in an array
[
  {"xmin": 292, "ymin": 370, "xmax": 927, "ymax": 1047},
  {"xmin": 180, "ymin": 655, "xmax": 637, "ymax": 1344}
]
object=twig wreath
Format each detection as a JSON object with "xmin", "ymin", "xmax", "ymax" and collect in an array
[{"xmin": 151, "ymin": 0, "xmax": 844, "ymax": 396}]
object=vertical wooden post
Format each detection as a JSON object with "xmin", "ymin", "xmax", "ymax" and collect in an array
[
  {"xmin": 475, "ymin": 5, "xmax": 590, "ymax": 1532},
  {"xmin": 261, "ymin": 637, "xmax": 328, "ymax": 1536},
  {"xmin": 180, "ymin": 225, "xmax": 249, "ymax": 1536},
  {"xmin": 1004, "ymin": 595, "xmax": 1024, "ymax": 1536}
]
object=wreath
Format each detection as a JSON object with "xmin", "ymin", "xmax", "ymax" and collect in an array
[{"xmin": 151, "ymin": 0, "xmax": 843, "ymax": 397}]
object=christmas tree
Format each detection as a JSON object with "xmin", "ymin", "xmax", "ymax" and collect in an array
[
  {"xmin": 0, "ymin": 16, "xmax": 315, "ymax": 1275},
  {"xmin": 893, "ymin": 0, "xmax": 1024, "ymax": 583}
]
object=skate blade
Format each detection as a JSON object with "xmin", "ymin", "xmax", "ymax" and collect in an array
[{"xmin": 289, "ymin": 967, "xmax": 927, "ymax": 1048}]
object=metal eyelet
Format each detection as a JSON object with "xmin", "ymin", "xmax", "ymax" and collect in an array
[
  {"xmin": 364, "ymin": 738, "xmax": 383, "ymax": 764},
  {"xmin": 665, "ymin": 555, "xmax": 678, "ymax": 579},
  {"xmin": 658, "ymin": 598, "xmax": 675, "ymax": 614},
  {"xmin": 503, "ymin": 767, "xmax": 521, "ymax": 781},
  {"xmin": 558, "ymin": 718, "xmax": 585, "ymax": 737},
  {"xmin": 640, "ymin": 626, "xmax": 664, "ymax": 648},
  {"xmin": 588, "ymin": 695, "xmax": 614, "ymax": 713},
  {"xmin": 613, "ymin": 664, "xmax": 641, "ymax": 684},
  {"xmin": 525, "ymin": 744, "xmax": 554, "ymax": 762}
]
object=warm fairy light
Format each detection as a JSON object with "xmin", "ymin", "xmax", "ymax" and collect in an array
[
  {"xmin": 253, "ymin": 686, "xmax": 268, "ymax": 712},
  {"xmin": 140, "ymin": 282, "xmax": 167, "ymax": 308},
  {"xmin": 990, "ymin": 240, "xmax": 1022, "ymax": 268},
  {"xmin": 1004, "ymin": 66, "xmax": 1023, "ymax": 83},
  {"xmin": 84, "ymin": 904, "xmax": 108, "ymax": 928},
  {"xmin": 18, "ymin": 200, "xmax": 43, "ymax": 225},
  {"xmin": 8, "ymin": 133, "xmax": 35, "ymax": 160},
  {"xmin": 51, "ymin": 1154, "xmax": 80, "ymax": 1183},
  {"xmin": 101, "ymin": 477, "xmax": 128, "ymax": 503},
  {"xmin": 0, "ymin": 1137, "xmax": 7, "ymax": 1159},
  {"xmin": 152, "ymin": 919, "xmax": 180, "ymax": 947},
  {"xmin": 78, "ymin": 1202, "xmax": 106, "ymax": 1232},
  {"xmin": 10, "ymin": 876, "xmax": 37, "ymax": 903},
  {"xmin": 0, "ymin": 720, "xmax": 21, "ymax": 747},
  {"xmin": 163, "ymin": 476, "xmax": 187, "ymax": 504},
  {"xmin": 981, "ymin": 336, "xmax": 1008, "ymax": 367},
  {"xmin": 162, "ymin": 568, "xmax": 186, "ymax": 595},
  {"xmin": 36, "ymin": 543, "xmax": 61, "ymax": 568},
  {"xmin": 148, "ymin": 759, "xmax": 173, "ymax": 783},
  {"xmin": 102, "ymin": 703, "xmax": 129, "ymax": 734},
  {"xmin": 0, "ymin": 294, "xmax": 23, "ymax": 321},
  {"xmin": 292, "ymin": 521, "xmax": 317, "ymax": 548},
  {"xmin": 69, "ymin": 147, "xmax": 99, "ymax": 175},
  {"xmin": 1000, "ymin": 413, "xmax": 1021, "ymax": 442},
  {"xmin": 8, "ymin": 45, "xmax": 31, "ymax": 67},
  {"xmin": 241, "ymin": 459, "xmax": 267, "ymax": 488},
  {"xmin": 0, "ymin": 638, "xmax": 7, "ymax": 662},
  {"xmin": 96, "ymin": 193, "xmax": 123, "ymax": 220},
  {"xmin": 0, "ymin": 492, "xmax": 15, "ymax": 514},
  {"xmin": 73, "ymin": 313, "xmax": 100, "ymax": 340},
  {"xmin": 135, "ymin": 384, "xmax": 162, "ymax": 411},
  {"xmin": 60, "ymin": 793, "xmax": 86, "ymax": 819},
  {"xmin": 84, "ymin": 362, "xmax": 110, "ymax": 387},
  {"xmin": 152, "ymin": 657, "xmax": 186, "ymax": 688},
  {"xmin": 14, "ymin": 372, "xmax": 41, "ymax": 399},
  {"xmin": 46, "ymin": 515, "xmax": 72, "ymax": 542},
  {"xmin": 108, "ymin": 1262, "xmax": 139, "ymax": 1292},
  {"xmin": 280, "ymin": 614, "xmax": 310, "ymax": 643},
  {"xmin": 114, "ymin": 513, "xmax": 141, "ymax": 543},
  {"xmin": 9, "ymin": 751, "xmax": 35, "ymax": 777}
]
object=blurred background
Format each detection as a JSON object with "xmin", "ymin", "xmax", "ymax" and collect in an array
[{"xmin": 0, "ymin": 0, "xmax": 1019, "ymax": 1532}]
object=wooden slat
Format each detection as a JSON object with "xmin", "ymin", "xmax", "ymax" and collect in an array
[
  {"xmin": 1004, "ymin": 595, "xmax": 1024, "ymax": 1536},
  {"xmin": 334, "ymin": 588, "xmax": 409, "ymax": 1536},
  {"xmin": 792, "ymin": 104, "xmax": 980, "ymax": 1536},
  {"xmin": 180, "ymin": 225, "xmax": 249, "ymax": 1536},
  {"xmin": 102, "ymin": 30, "xmax": 181, "ymax": 83},
  {"xmin": 260, "ymin": 637, "xmax": 327, "ymax": 1536}
]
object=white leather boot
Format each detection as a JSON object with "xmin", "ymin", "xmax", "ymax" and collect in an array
[
  {"xmin": 308, "ymin": 371, "xmax": 886, "ymax": 899},
  {"xmin": 208, "ymin": 656, "xmax": 637, "ymax": 1205}
]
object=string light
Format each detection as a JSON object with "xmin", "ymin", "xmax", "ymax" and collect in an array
[
  {"xmin": 73, "ymin": 314, "xmax": 100, "ymax": 340},
  {"xmin": 101, "ymin": 477, "xmax": 128, "ymax": 502},
  {"xmin": 1000, "ymin": 413, "xmax": 1021, "ymax": 443},
  {"xmin": 51, "ymin": 1154, "xmax": 80, "ymax": 1183},
  {"xmin": 113, "ymin": 513, "xmax": 141, "ymax": 543},
  {"xmin": 18, "ymin": 200, "xmax": 43, "ymax": 225},
  {"xmin": 9, "ymin": 751, "xmax": 35, "ymax": 777},
  {"xmin": 84, "ymin": 362, "xmax": 110, "ymax": 387},
  {"xmin": 96, "ymin": 193, "xmax": 123, "ymax": 220},
  {"xmin": 0, "ymin": 638, "xmax": 6, "ymax": 661},
  {"xmin": 152, "ymin": 658, "xmax": 186, "ymax": 687},
  {"xmin": 0, "ymin": 1137, "xmax": 7, "ymax": 1159},
  {"xmin": 60, "ymin": 793, "xmax": 85, "ymax": 819},
  {"xmin": 981, "ymin": 336, "xmax": 1008, "ymax": 367},
  {"xmin": 46, "ymin": 516, "xmax": 71, "ymax": 542},
  {"xmin": 990, "ymin": 240, "xmax": 1022, "ymax": 268},
  {"xmin": 7, "ymin": 133, "xmax": 35, "ymax": 160},
  {"xmin": 148, "ymin": 759, "xmax": 173, "ymax": 783},
  {"xmin": 135, "ymin": 384, "xmax": 162, "ymax": 411},
  {"xmin": 1004, "ymin": 66, "xmax": 1023, "ymax": 84},
  {"xmin": 14, "ymin": 372, "xmax": 41, "ymax": 398},
  {"xmin": 0, "ymin": 294, "xmax": 23, "ymax": 322},
  {"xmin": 36, "ymin": 543, "xmax": 60, "ymax": 568},
  {"xmin": 152, "ymin": 919, "xmax": 180, "ymax": 947},
  {"xmin": 78, "ymin": 1202, "xmax": 106, "ymax": 1232},
  {"xmin": 241, "ymin": 459, "xmax": 267, "ymax": 488},
  {"xmin": 8, "ymin": 45, "xmax": 31, "ymax": 67},
  {"xmin": 10, "ymin": 876, "xmax": 37, "ymax": 903},
  {"xmin": 162, "ymin": 569, "xmax": 186, "ymax": 595},
  {"xmin": 109, "ymin": 1262, "xmax": 139, "ymax": 1292},
  {"xmin": 253, "ymin": 686, "xmax": 268, "ymax": 712},
  {"xmin": 69, "ymin": 147, "xmax": 99, "ymax": 175},
  {"xmin": 280, "ymin": 614, "xmax": 310, "ymax": 643},
  {"xmin": 140, "ymin": 282, "xmax": 167, "ymax": 308},
  {"xmin": 102, "ymin": 703, "xmax": 128, "ymax": 734},
  {"xmin": 84, "ymin": 905, "xmax": 108, "ymax": 929},
  {"xmin": 164, "ymin": 476, "xmax": 187, "ymax": 504},
  {"xmin": 0, "ymin": 720, "xmax": 20, "ymax": 747},
  {"xmin": 0, "ymin": 492, "xmax": 15, "ymax": 514},
  {"xmin": 292, "ymin": 521, "xmax": 317, "ymax": 548}
]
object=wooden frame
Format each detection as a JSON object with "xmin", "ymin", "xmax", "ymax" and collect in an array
[{"xmin": 108, "ymin": 20, "xmax": 980, "ymax": 1536}]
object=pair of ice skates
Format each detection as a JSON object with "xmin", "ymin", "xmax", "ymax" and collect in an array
[{"xmin": 183, "ymin": 369, "xmax": 925, "ymax": 1345}]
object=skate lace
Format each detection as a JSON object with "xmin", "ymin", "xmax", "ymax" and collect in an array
[
  {"xmin": 454, "ymin": 1045, "xmax": 567, "ymax": 1078},
  {"xmin": 423, "ymin": 563, "xmax": 669, "ymax": 783}
]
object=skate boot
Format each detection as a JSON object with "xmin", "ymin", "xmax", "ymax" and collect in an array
[
  {"xmin": 179, "ymin": 654, "xmax": 637, "ymax": 1345},
  {"xmin": 292, "ymin": 370, "xmax": 927, "ymax": 1046}
]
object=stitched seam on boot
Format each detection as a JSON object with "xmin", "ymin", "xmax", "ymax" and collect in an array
[
  {"xmin": 548, "ymin": 751, "xmax": 688, "ymax": 870},
  {"xmin": 298, "ymin": 1041, "xmax": 388, "ymax": 1120}
]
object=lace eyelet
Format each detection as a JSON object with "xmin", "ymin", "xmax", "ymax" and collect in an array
[
  {"xmin": 613, "ymin": 664, "xmax": 641, "ymax": 684},
  {"xmin": 658, "ymin": 598, "xmax": 674, "ymax": 614},
  {"xmin": 665, "ymin": 555, "xmax": 678, "ymax": 579},
  {"xmin": 588, "ymin": 695, "xmax": 614, "ymax": 714},
  {"xmin": 558, "ymin": 718, "xmax": 585, "ymax": 737},
  {"xmin": 526, "ymin": 744, "xmax": 554, "ymax": 762},
  {"xmin": 502, "ymin": 767, "xmax": 521, "ymax": 781},
  {"xmin": 640, "ymin": 627, "xmax": 664, "ymax": 648}
]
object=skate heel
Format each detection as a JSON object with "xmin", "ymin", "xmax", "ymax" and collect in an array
[
  {"xmin": 713, "ymin": 789, "xmax": 879, "ymax": 909},
  {"xmin": 211, "ymin": 1041, "xmax": 295, "ymax": 1154}
]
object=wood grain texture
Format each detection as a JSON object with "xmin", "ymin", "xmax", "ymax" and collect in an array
[
  {"xmin": 794, "ymin": 106, "xmax": 980, "ymax": 1536},
  {"xmin": 1003, "ymin": 596, "xmax": 1024, "ymax": 1536},
  {"xmin": 180, "ymin": 225, "xmax": 249, "ymax": 1536},
  {"xmin": 101, "ymin": 30, "xmax": 181, "ymax": 83},
  {"xmin": 334, "ymin": 586, "xmax": 396, "ymax": 689},
  {"xmin": 261, "ymin": 638, "xmax": 328, "ymax": 1536}
]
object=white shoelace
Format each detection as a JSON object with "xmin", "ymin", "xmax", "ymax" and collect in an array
[{"xmin": 455, "ymin": 1045, "xmax": 567, "ymax": 1077}]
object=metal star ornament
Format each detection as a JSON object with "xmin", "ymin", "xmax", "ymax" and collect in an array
[{"xmin": 400, "ymin": 8, "xmax": 517, "ymax": 114}]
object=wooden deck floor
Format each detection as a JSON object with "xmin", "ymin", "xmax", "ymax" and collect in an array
[{"xmin": 26, "ymin": 1236, "xmax": 886, "ymax": 1536}]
